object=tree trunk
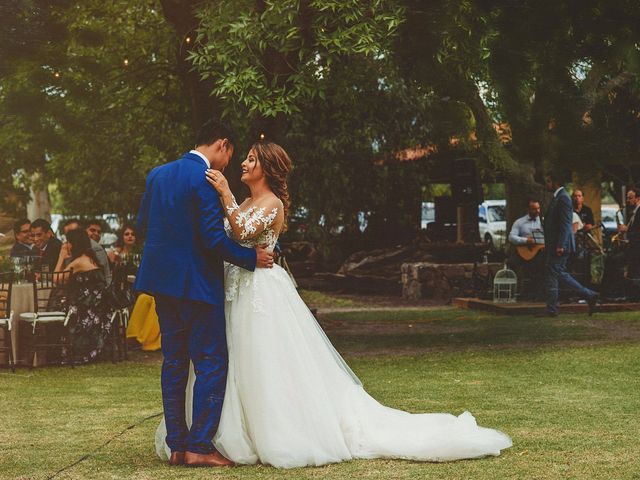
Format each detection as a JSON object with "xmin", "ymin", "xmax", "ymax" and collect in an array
[{"xmin": 27, "ymin": 173, "xmax": 51, "ymax": 222}]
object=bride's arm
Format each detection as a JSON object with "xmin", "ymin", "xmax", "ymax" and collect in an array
[{"xmin": 205, "ymin": 169, "xmax": 283, "ymax": 241}]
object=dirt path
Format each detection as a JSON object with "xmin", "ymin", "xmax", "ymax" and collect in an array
[{"xmin": 317, "ymin": 305, "xmax": 454, "ymax": 314}]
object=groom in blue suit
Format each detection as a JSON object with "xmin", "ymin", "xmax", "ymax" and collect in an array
[
  {"xmin": 136, "ymin": 121, "xmax": 274, "ymax": 467},
  {"xmin": 543, "ymin": 171, "xmax": 597, "ymax": 316}
]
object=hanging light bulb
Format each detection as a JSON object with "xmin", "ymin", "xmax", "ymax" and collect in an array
[
  {"xmin": 260, "ymin": 133, "xmax": 265, "ymax": 140},
  {"xmin": 123, "ymin": 58, "xmax": 129, "ymax": 66},
  {"xmin": 53, "ymin": 72, "xmax": 60, "ymax": 78},
  {"xmin": 185, "ymin": 36, "xmax": 192, "ymax": 44}
]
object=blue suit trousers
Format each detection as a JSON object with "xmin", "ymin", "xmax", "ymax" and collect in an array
[
  {"xmin": 155, "ymin": 294, "xmax": 227, "ymax": 454},
  {"xmin": 545, "ymin": 253, "xmax": 596, "ymax": 314}
]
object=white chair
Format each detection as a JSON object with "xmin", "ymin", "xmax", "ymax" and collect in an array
[{"xmin": 0, "ymin": 272, "xmax": 15, "ymax": 372}]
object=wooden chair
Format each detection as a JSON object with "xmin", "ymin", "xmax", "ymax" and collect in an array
[
  {"xmin": 0, "ymin": 272, "xmax": 15, "ymax": 372},
  {"xmin": 20, "ymin": 270, "xmax": 73, "ymax": 367},
  {"xmin": 108, "ymin": 264, "xmax": 135, "ymax": 362},
  {"xmin": 109, "ymin": 306, "xmax": 130, "ymax": 362}
]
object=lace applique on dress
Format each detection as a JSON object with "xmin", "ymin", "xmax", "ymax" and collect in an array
[
  {"xmin": 223, "ymin": 194, "xmax": 280, "ymax": 251},
  {"xmin": 223, "ymin": 196, "xmax": 281, "ymax": 304}
]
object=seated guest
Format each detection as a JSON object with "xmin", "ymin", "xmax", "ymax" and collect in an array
[
  {"xmin": 572, "ymin": 190, "xmax": 595, "ymax": 232},
  {"xmin": 31, "ymin": 218, "xmax": 62, "ymax": 272},
  {"xmin": 10, "ymin": 219, "xmax": 35, "ymax": 257},
  {"xmin": 54, "ymin": 229, "xmax": 113, "ymax": 364},
  {"xmin": 108, "ymin": 224, "xmax": 139, "ymax": 307},
  {"xmin": 508, "ymin": 200, "xmax": 545, "ymax": 300},
  {"xmin": 62, "ymin": 219, "xmax": 112, "ymax": 285},
  {"xmin": 107, "ymin": 224, "xmax": 137, "ymax": 265},
  {"xmin": 85, "ymin": 219, "xmax": 104, "ymax": 244}
]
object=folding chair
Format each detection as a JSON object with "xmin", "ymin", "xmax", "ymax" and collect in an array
[
  {"xmin": 20, "ymin": 270, "xmax": 73, "ymax": 367},
  {"xmin": 0, "ymin": 272, "xmax": 15, "ymax": 372}
]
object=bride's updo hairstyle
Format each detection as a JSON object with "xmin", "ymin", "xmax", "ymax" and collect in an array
[{"xmin": 251, "ymin": 141, "xmax": 292, "ymax": 231}]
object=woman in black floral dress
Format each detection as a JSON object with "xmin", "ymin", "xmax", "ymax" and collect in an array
[{"xmin": 55, "ymin": 229, "xmax": 114, "ymax": 364}]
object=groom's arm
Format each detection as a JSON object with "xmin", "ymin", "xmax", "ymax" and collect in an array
[{"xmin": 194, "ymin": 177, "xmax": 257, "ymax": 272}]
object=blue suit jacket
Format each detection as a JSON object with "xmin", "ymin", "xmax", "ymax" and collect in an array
[
  {"xmin": 134, "ymin": 152, "xmax": 256, "ymax": 305},
  {"xmin": 543, "ymin": 187, "xmax": 575, "ymax": 254}
]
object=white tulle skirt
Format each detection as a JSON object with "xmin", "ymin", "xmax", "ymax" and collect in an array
[{"xmin": 156, "ymin": 264, "xmax": 512, "ymax": 468}]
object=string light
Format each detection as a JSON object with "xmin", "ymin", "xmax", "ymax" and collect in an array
[
  {"xmin": 260, "ymin": 133, "xmax": 265, "ymax": 140},
  {"xmin": 185, "ymin": 36, "xmax": 192, "ymax": 44},
  {"xmin": 53, "ymin": 72, "xmax": 60, "ymax": 78},
  {"xmin": 123, "ymin": 58, "xmax": 129, "ymax": 66}
]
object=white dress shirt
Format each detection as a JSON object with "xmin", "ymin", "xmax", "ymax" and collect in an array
[
  {"xmin": 509, "ymin": 214, "xmax": 544, "ymax": 245},
  {"xmin": 190, "ymin": 149, "xmax": 210, "ymax": 168},
  {"xmin": 572, "ymin": 212, "xmax": 583, "ymax": 230}
]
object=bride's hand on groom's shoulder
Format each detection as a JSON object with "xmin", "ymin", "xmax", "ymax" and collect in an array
[
  {"xmin": 255, "ymin": 245, "xmax": 274, "ymax": 269},
  {"xmin": 205, "ymin": 169, "xmax": 230, "ymax": 196}
]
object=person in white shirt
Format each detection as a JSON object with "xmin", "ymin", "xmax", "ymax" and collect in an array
[
  {"xmin": 571, "ymin": 212, "xmax": 583, "ymax": 234},
  {"xmin": 508, "ymin": 200, "xmax": 545, "ymax": 300},
  {"xmin": 509, "ymin": 200, "xmax": 543, "ymax": 246}
]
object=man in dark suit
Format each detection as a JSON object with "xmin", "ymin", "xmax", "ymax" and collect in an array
[
  {"xmin": 543, "ymin": 171, "xmax": 598, "ymax": 316},
  {"xmin": 10, "ymin": 219, "xmax": 35, "ymax": 257},
  {"xmin": 30, "ymin": 218, "xmax": 62, "ymax": 272},
  {"xmin": 618, "ymin": 187, "xmax": 640, "ymax": 279},
  {"xmin": 135, "ymin": 121, "xmax": 273, "ymax": 468}
]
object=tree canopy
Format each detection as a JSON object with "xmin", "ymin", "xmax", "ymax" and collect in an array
[{"xmin": 1, "ymin": 0, "xmax": 639, "ymax": 245}]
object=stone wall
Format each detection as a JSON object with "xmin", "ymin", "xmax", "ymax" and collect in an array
[{"xmin": 401, "ymin": 262, "xmax": 503, "ymax": 301}]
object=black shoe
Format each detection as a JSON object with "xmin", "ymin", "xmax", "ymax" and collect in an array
[{"xmin": 587, "ymin": 295, "xmax": 599, "ymax": 316}]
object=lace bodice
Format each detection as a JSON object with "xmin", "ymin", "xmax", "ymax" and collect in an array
[
  {"xmin": 222, "ymin": 194, "xmax": 283, "ymax": 302},
  {"xmin": 223, "ymin": 199, "xmax": 280, "ymax": 252}
]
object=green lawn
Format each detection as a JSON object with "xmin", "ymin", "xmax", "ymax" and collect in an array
[{"xmin": 1, "ymin": 308, "xmax": 639, "ymax": 479}]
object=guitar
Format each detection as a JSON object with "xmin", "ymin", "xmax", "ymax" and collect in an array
[{"xmin": 516, "ymin": 243, "xmax": 545, "ymax": 261}]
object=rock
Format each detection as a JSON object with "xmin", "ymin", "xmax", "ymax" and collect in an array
[{"xmin": 401, "ymin": 262, "xmax": 502, "ymax": 301}]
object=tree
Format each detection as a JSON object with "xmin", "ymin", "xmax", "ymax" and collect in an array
[
  {"xmin": 394, "ymin": 0, "xmax": 640, "ymax": 224},
  {"xmin": 0, "ymin": 0, "xmax": 191, "ymax": 220}
]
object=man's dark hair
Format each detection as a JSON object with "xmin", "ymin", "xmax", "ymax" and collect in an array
[
  {"xmin": 83, "ymin": 219, "xmax": 103, "ymax": 229},
  {"xmin": 13, "ymin": 219, "xmax": 31, "ymax": 235},
  {"xmin": 545, "ymin": 167, "xmax": 571, "ymax": 185},
  {"xmin": 528, "ymin": 199, "xmax": 540, "ymax": 205},
  {"xmin": 62, "ymin": 218, "xmax": 80, "ymax": 229},
  {"xmin": 628, "ymin": 187, "xmax": 638, "ymax": 197},
  {"xmin": 31, "ymin": 218, "xmax": 52, "ymax": 232},
  {"xmin": 195, "ymin": 120, "xmax": 235, "ymax": 147}
]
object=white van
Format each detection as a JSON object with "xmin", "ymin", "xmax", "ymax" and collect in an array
[{"xmin": 478, "ymin": 200, "xmax": 506, "ymax": 250}]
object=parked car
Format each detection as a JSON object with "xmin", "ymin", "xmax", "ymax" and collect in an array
[
  {"xmin": 478, "ymin": 200, "xmax": 506, "ymax": 251},
  {"xmin": 420, "ymin": 202, "xmax": 435, "ymax": 230}
]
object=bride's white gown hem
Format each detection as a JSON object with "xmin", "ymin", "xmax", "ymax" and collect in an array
[{"xmin": 156, "ymin": 202, "xmax": 512, "ymax": 468}]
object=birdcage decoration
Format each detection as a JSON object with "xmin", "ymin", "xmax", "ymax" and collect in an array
[{"xmin": 493, "ymin": 264, "xmax": 517, "ymax": 303}]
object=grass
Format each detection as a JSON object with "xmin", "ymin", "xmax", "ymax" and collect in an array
[
  {"xmin": 298, "ymin": 289, "xmax": 364, "ymax": 309},
  {"xmin": 1, "ymin": 308, "xmax": 640, "ymax": 479}
]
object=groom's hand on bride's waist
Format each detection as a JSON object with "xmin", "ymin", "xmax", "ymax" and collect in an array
[{"xmin": 255, "ymin": 245, "xmax": 274, "ymax": 268}]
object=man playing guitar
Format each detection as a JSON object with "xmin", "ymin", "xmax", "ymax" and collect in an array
[{"xmin": 508, "ymin": 200, "xmax": 545, "ymax": 300}]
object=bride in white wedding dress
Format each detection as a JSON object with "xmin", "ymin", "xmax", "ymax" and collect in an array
[{"xmin": 156, "ymin": 142, "xmax": 512, "ymax": 468}]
